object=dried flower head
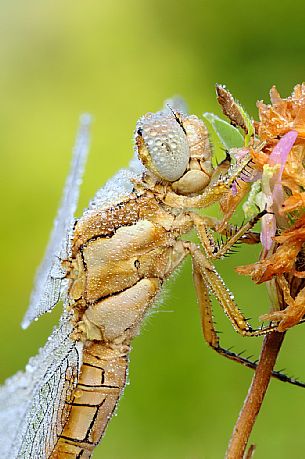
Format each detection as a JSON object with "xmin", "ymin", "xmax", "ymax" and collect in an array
[
  {"xmin": 254, "ymin": 84, "xmax": 305, "ymax": 216},
  {"xmin": 236, "ymin": 84, "xmax": 305, "ymax": 331}
]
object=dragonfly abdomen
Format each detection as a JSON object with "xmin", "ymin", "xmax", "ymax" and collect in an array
[{"xmin": 50, "ymin": 342, "xmax": 129, "ymax": 459}]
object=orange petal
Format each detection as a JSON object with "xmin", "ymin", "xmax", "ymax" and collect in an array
[
  {"xmin": 236, "ymin": 241, "xmax": 301, "ymax": 283},
  {"xmin": 281, "ymin": 193, "xmax": 305, "ymax": 213},
  {"xmin": 218, "ymin": 180, "xmax": 249, "ymax": 232}
]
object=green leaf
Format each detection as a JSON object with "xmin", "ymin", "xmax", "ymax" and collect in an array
[
  {"xmin": 203, "ymin": 112, "xmax": 244, "ymax": 150},
  {"xmin": 235, "ymin": 101, "xmax": 254, "ymax": 144},
  {"xmin": 242, "ymin": 180, "xmax": 261, "ymax": 219}
]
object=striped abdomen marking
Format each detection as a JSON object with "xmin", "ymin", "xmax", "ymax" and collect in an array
[{"xmin": 50, "ymin": 342, "xmax": 129, "ymax": 459}]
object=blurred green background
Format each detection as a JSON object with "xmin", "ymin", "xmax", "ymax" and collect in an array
[{"xmin": 1, "ymin": 1, "xmax": 305, "ymax": 458}]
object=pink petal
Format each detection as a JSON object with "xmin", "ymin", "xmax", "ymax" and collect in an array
[
  {"xmin": 269, "ymin": 130, "xmax": 298, "ymax": 212},
  {"xmin": 261, "ymin": 213, "xmax": 276, "ymax": 251},
  {"xmin": 269, "ymin": 130, "xmax": 298, "ymax": 176}
]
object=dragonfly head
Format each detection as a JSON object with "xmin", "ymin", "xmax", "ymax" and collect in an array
[
  {"xmin": 135, "ymin": 110, "xmax": 189, "ymax": 182},
  {"xmin": 135, "ymin": 109, "xmax": 213, "ymax": 194}
]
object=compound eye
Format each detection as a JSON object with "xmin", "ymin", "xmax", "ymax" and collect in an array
[{"xmin": 136, "ymin": 112, "xmax": 189, "ymax": 182}]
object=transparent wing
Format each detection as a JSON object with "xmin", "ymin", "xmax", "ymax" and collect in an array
[
  {"xmin": 0, "ymin": 313, "xmax": 82, "ymax": 459},
  {"xmin": 162, "ymin": 97, "xmax": 188, "ymax": 115},
  {"xmin": 22, "ymin": 115, "xmax": 92, "ymax": 329}
]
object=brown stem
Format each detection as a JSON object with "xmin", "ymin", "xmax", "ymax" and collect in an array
[
  {"xmin": 244, "ymin": 444, "xmax": 256, "ymax": 459},
  {"xmin": 225, "ymin": 331, "xmax": 285, "ymax": 459}
]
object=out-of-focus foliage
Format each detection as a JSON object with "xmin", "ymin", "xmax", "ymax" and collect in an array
[{"xmin": 1, "ymin": 1, "xmax": 305, "ymax": 458}]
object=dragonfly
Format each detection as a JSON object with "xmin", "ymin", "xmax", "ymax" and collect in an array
[{"xmin": 0, "ymin": 99, "xmax": 295, "ymax": 459}]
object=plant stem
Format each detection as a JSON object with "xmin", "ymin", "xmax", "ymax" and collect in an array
[{"xmin": 225, "ymin": 331, "xmax": 285, "ymax": 459}]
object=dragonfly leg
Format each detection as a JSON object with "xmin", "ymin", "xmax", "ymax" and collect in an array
[
  {"xmin": 190, "ymin": 249, "xmax": 305, "ymax": 387},
  {"xmin": 190, "ymin": 211, "xmax": 262, "ymax": 261},
  {"xmin": 186, "ymin": 242, "xmax": 277, "ymax": 337}
]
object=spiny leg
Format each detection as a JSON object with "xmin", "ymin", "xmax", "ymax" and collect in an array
[
  {"xmin": 186, "ymin": 241, "xmax": 277, "ymax": 337},
  {"xmin": 191, "ymin": 252, "xmax": 305, "ymax": 388},
  {"xmin": 192, "ymin": 213, "xmax": 305, "ymax": 333},
  {"xmin": 190, "ymin": 210, "xmax": 263, "ymax": 261}
]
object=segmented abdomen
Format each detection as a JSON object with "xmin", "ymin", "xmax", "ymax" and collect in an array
[{"xmin": 50, "ymin": 342, "xmax": 129, "ymax": 459}]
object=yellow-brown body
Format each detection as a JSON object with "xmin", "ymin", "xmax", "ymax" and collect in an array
[
  {"xmin": 50, "ymin": 192, "xmax": 191, "ymax": 458},
  {"xmin": 49, "ymin": 108, "xmax": 260, "ymax": 458},
  {"xmin": 50, "ymin": 343, "xmax": 128, "ymax": 458}
]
